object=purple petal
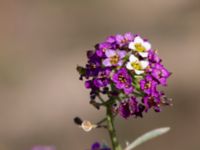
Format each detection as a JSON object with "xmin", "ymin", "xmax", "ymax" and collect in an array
[
  {"xmin": 116, "ymin": 34, "xmax": 124, "ymax": 43},
  {"xmin": 98, "ymin": 42, "xmax": 111, "ymax": 49},
  {"xmin": 116, "ymin": 82, "xmax": 125, "ymax": 89},
  {"xmin": 103, "ymin": 58, "xmax": 111, "ymax": 67},
  {"xmin": 129, "ymin": 97, "xmax": 138, "ymax": 113},
  {"xmin": 91, "ymin": 142, "xmax": 101, "ymax": 150},
  {"xmin": 119, "ymin": 102, "xmax": 131, "ymax": 118},
  {"xmin": 106, "ymin": 36, "xmax": 116, "ymax": 43},
  {"xmin": 104, "ymin": 68, "xmax": 111, "ymax": 76},
  {"xmin": 148, "ymin": 50, "xmax": 161, "ymax": 63},
  {"xmin": 162, "ymin": 67, "xmax": 171, "ymax": 77},
  {"xmin": 117, "ymin": 60, "xmax": 123, "ymax": 66},
  {"xmin": 124, "ymin": 86, "xmax": 133, "ymax": 94},
  {"xmin": 85, "ymin": 80, "xmax": 92, "ymax": 89},
  {"xmin": 124, "ymin": 32, "xmax": 134, "ymax": 41},
  {"xmin": 117, "ymin": 50, "xmax": 127, "ymax": 58},
  {"xmin": 140, "ymin": 79, "xmax": 146, "ymax": 90},
  {"xmin": 105, "ymin": 49, "xmax": 116, "ymax": 57},
  {"xmin": 112, "ymin": 73, "xmax": 119, "ymax": 83},
  {"xmin": 159, "ymin": 78, "xmax": 167, "ymax": 86},
  {"xmin": 94, "ymin": 79, "xmax": 103, "ymax": 87},
  {"xmin": 96, "ymin": 49, "xmax": 103, "ymax": 57}
]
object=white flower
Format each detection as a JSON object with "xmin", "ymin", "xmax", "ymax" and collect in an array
[
  {"xmin": 129, "ymin": 36, "xmax": 151, "ymax": 57},
  {"xmin": 126, "ymin": 54, "xmax": 149, "ymax": 75}
]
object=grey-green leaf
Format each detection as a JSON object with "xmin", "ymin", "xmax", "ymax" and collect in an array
[{"xmin": 124, "ymin": 127, "xmax": 170, "ymax": 150}]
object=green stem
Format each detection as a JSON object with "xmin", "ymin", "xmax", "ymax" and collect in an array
[
  {"xmin": 106, "ymin": 106, "xmax": 122, "ymax": 150},
  {"xmin": 97, "ymin": 94, "xmax": 106, "ymax": 103},
  {"xmin": 97, "ymin": 117, "xmax": 107, "ymax": 125}
]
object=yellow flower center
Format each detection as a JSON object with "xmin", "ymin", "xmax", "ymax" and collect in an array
[
  {"xmin": 135, "ymin": 43, "xmax": 146, "ymax": 52},
  {"xmin": 118, "ymin": 74, "xmax": 126, "ymax": 83},
  {"xmin": 131, "ymin": 61, "xmax": 142, "ymax": 70},
  {"xmin": 110, "ymin": 55, "xmax": 119, "ymax": 65},
  {"xmin": 145, "ymin": 82, "xmax": 151, "ymax": 89}
]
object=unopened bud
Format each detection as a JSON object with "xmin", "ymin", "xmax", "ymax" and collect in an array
[{"xmin": 74, "ymin": 117, "xmax": 83, "ymax": 125}]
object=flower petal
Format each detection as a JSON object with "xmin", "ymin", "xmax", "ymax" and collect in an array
[
  {"xmin": 124, "ymin": 32, "xmax": 133, "ymax": 41},
  {"xmin": 117, "ymin": 60, "xmax": 123, "ymax": 66},
  {"xmin": 117, "ymin": 50, "xmax": 127, "ymax": 58},
  {"xmin": 103, "ymin": 58, "xmax": 111, "ymax": 66},
  {"xmin": 139, "ymin": 52, "xmax": 148, "ymax": 57},
  {"xmin": 135, "ymin": 70, "xmax": 144, "ymax": 75},
  {"xmin": 134, "ymin": 36, "xmax": 144, "ymax": 44},
  {"xmin": 116, "ymin": 34, "xmax": 124, "ymax": 43},
  {"xmin": 128, "ymin": 42, "xmax": 135, "ymax": 49},
  {"xmin": 143, "ymin": 42, "xmax": 151, "ymax": 51},
  {"xmin": 129, "ymin": 54, "xmax": 138, "ymax": 62},
  {"xmin": 140, "ymin": 60, "xmax": 149, "ymax": 69},
  {"xmin": 124, "ymin": 86, "xmax": 133, "ymax": 94},
  {"xmin": 126, "ymin": 62, "xmax": 134, "ymax": 70},
  {"xmin": 105, "ymin": 49, "xmax": 116, "ymax": 57}
]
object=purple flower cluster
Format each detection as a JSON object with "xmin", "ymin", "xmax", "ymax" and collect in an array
[
  {"xmin": 77, "ymin": 33, "xmax": 171, "ymax": 118},
  {"xmin": 31, "ymin": 146, "xmax": 56, "ymax": 150},
  {"xmin": 117, "ymin": 97, "xmax": 145, "ymax": 118},
  {"xmin": 112, "ymin": 68, "xmax": 133, "ymax": 94},
  {"xmin": 91, "ymin": 142, "xmax": 111, "ymax": 150}
]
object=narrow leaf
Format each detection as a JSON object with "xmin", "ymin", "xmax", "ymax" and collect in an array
[{"xmin": 125, "ymin": 127, "xmax": 170, "ymax": 150}]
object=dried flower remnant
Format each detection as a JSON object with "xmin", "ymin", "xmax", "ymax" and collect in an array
[{"xmin": 81, "ymin": 120, "xmax": 97, "ymax": 132}]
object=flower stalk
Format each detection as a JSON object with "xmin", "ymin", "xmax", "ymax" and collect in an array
[{"xmin": 106, "ymin": 105, "xmax": 122, "ymax": 150}]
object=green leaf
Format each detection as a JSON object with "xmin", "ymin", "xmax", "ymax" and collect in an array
[
  {"xmin": 124, "ymin": 127, "xmax": 170, "ymax": 150},
  {"xmin": 76, "ymin": 65, "xmax": 86, "ymax": 75}
]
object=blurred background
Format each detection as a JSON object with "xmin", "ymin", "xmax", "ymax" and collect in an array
[{"xmin": 0, "ymin": 0, "xmax": 200, "ymax": 150}]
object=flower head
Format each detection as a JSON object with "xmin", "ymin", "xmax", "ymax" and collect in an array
[
  {"xmin": 115, "ymin": 32, "xmax": 134, "ymax": 47},
  {"xmin": 140, "ymin": 75, "xmax": 158, "ymax": 95},
  {"xmin": 93, "ymin": 68, "xmax": 111, "ymax": 87},
  {"xmin": 118, "ymin": 97, "xmax": 139, "ymax": 118},
  {"xmin": 142, "ymin": 92, "xmax": 163, "ymax": 112},
  {"xmin": 151, "ymin": 63, "xmax": 171, "ymax": 86},
  {"xmin": 112, "ymin": 68, "xmax": 133, "ymax": 94},
  {"xmin": 129, "ymin": 36, "xmax": 151, "ymax": 57},
  {"xmin": 77, "ymin": 32, "xmax": 171, "ymax": 119},
  {"xmin": 103, "ymin": 49, "xmax": 126, "ymax": 67},
  {"xmin": 148, "ymin": 50, "xmax": 161, "ymax": 63},
  {"xmin": 126, "ymin": 54, "xmax": 149, "ymax": 74}
]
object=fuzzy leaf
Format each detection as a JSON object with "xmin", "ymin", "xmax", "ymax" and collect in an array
[{"xmin": 124, "ymin": 127, "xmax": 170, "ymax": 150}]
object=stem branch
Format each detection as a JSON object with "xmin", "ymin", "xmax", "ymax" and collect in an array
[{"xmin": 106, "ymin": 106, "xmax": 122, "ymax": 150}]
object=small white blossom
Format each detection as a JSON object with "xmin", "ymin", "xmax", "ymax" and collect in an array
[
  {"xmin": 126, "ymin": 54, "xmax": 149, "ymax": 75},
  {"xmin": 129, "ymin": 36, "xmax": 151, "ymax": 57}
]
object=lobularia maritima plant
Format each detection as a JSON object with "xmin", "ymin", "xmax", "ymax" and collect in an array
[{"xmin": 75, "ymin": 32, "xmax": 172, "ymax": 150}]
